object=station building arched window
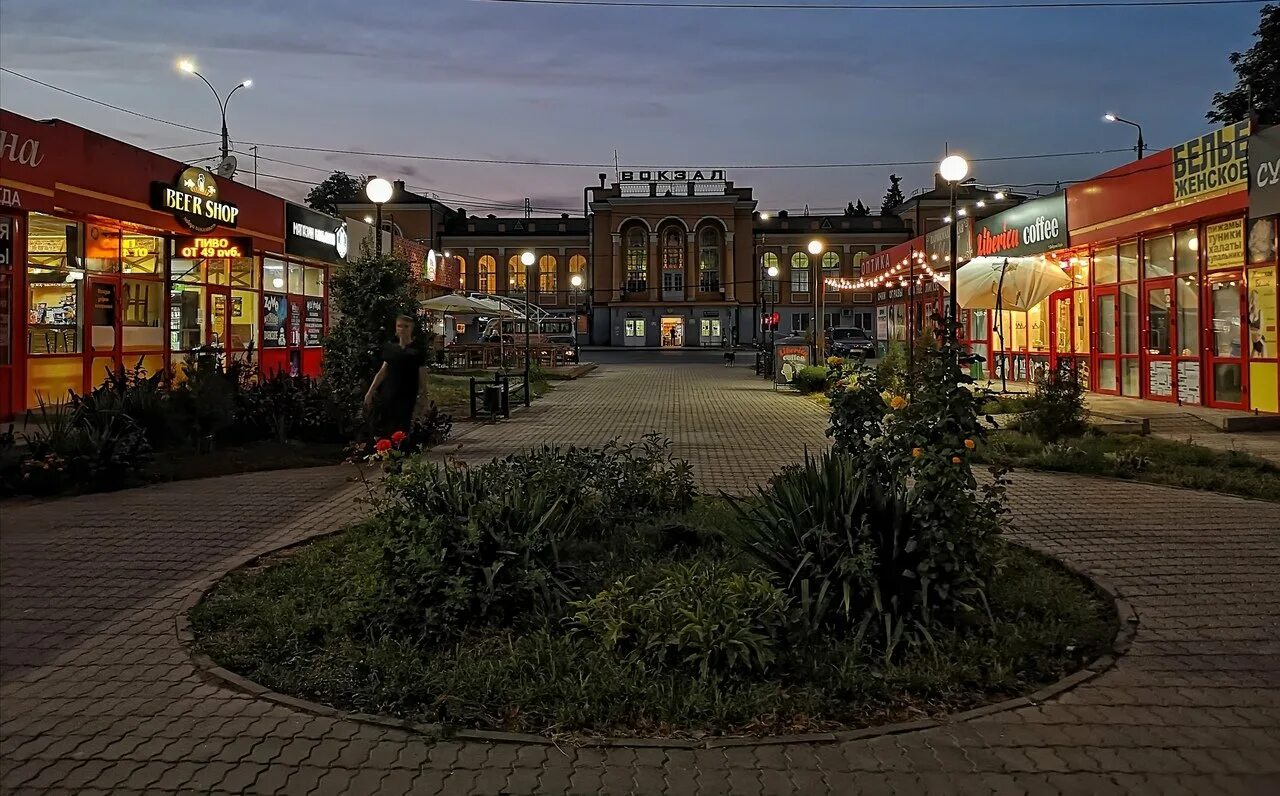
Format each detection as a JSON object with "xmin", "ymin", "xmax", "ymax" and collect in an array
[
  {"xmin": 698, "ymin": 226, "xmax": 721, "ymax": 292},
  {"xmin": 790, "ymin": 251, "xmax": 810, "ymax": 294}
]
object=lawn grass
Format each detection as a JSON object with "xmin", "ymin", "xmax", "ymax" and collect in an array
[
  {"xmin": 424, "ymin": 371, "xmax": 553, "ymax": 419},
  {"xmin": 977, "ymin": 430, "xmax": 1280, "ymax": 501},
  {"xmin": 191, "ymin": 508, "xmax": 1114, "ymax": 738}
]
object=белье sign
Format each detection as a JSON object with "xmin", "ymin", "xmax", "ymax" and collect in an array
[{"xmin": 1173, "ymin": 120, "xmax": 1250, "ymax": 202}]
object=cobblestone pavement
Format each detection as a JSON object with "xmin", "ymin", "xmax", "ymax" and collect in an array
[{"xmin": 2, "ymin": 361, "xmax": 1278, "ymax": 795}]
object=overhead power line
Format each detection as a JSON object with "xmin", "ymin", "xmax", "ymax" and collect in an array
[
  {"xmin": 480, "ymin": 0, "xmax": 1265, "ymax": 9},
  {"xmin": 4, "ymin": 67, "xmax": 1138, "ymax": 173}
]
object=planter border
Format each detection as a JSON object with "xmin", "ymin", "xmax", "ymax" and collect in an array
[{"xmin": 177, "ymin": 528, "xmax": 1137, "ymax": 750}]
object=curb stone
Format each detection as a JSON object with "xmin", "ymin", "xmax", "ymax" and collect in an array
[{"xmin": 179, "ymin": 534, "xmax": 1137, "ymax": 749}]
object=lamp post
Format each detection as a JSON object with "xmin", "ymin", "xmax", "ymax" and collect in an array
[
  {"xmin": 939, "ymin": 155, "xmax": 969, "ymax": 352},
  {"xmin": 1104, "ymin": 113, "xmax": 1146, "ymax": 161},
  {"xmin": 570, "ymin": 273, "xmax": 585, "ymax": 347},
  {"xmin": 365, "ymin": 177, "xmax": 393, "ymax": 257},
  {"xmin": 766, "ymin": 263, "xmax": 780, "ymax": 372},
  {"xmin": 177, "ymin": 60, "xmax": 251, "ymax": 170},
  {"xmin": 808, "ymin": 239, "xmax": 825, "ymax": 363},
  {"xmin": 521, "ymin": 250, "xmax": 536, "ymax": 404}
]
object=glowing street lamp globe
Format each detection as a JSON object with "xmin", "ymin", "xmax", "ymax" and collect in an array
[
  {"xmin": 807, "ymin": 239, "xmax": 824, "ymax": 255},
  {"xmin": 766, "ymin": 265, "xmax": 780, "ymax": 278},
  {"xmin": 520, "ymin": 251, "xmax": 536, "ymax": 267},
  {"xmin": 570, "ymin": 274, "xmax": 584, "ymax": 288},
  {"xmin": 365, "ymin": 177, "xmax": 393, "ymax": 204},
  {"xmin": 939, "ymin": 155, "xmax": 969, "ymax": 183}
]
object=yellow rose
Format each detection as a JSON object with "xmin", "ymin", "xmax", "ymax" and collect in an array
[
  {"xmin": 890, "ymin": 395, "xmax": 907, "ymax": 410},
  {"xmin": 912, "ymin": 447, "xmax": 923, "ymax": 458}
]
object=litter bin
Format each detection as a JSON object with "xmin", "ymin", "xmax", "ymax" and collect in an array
[{"xmin": 482, "ymin": 384, "xmax": 502, "ymax": 415}]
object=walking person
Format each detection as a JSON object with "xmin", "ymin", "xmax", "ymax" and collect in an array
[{"xmin": 363, "ymin": 314, "xmax": 425, "ymax": 440}]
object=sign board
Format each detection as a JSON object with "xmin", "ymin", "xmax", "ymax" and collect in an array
[
  {"xmin": 285, "ymin": 203, "xmax": 348, "ymax": 265},
  {"xmin": 1173, "ymin": 120, "xmax": 1250, "ymax": 202},
  {"xmin": 304, "ymin": 298, "xmax": 324, "ymax": 346},
  {"xmin": 0, "ymin": 126, "xmax": 45, "ymax": 209},
  {"xmin": 973, "ymin": 193, "xmax": 1068, "ymax": 258},
  {"xmin": 0, "ymin": 216, "xmax": 11, "ymax": 268},
  {"xmin": 619, "ymin": 169, "xmax": 724, "ymax": 182},
  {"xmin": 926, "ymin": 217, "xmax": 974, "ymax": 262},
  {"xmin": 1205, "ymin": 219, "xmax": 1244, "ymax": 269},
  {"xmin": 774, "ymin": 341, "xmax": 810, "ymax": 386},
  {"xmin": 175, "ymin": 235, "xmax": 252, "ymax": 259},
  {"xmin": 91, "ymin": 282, "xmax": 117, "ymax": 327},
  {"xmin": 262, "ymin": 293, "xmax": 285, "ymax": 347},
  {"xmin": 151, "ymin": 166, "xmax": 240, "ymax": 232},
  {"xmin": 1249, "ymin": 124, "xmax": 1280, "ymax": 219}
]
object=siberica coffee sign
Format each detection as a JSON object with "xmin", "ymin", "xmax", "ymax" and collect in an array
[
  {"xmin": 285, "ymin": 204, "xmax": 348, "ymax": 265},
  {"xmin": 973, "ymin": 193, "xmax": 1068, "ymax": 258},
  {"xmin": 619, "ymin": 169, "xmax": 725, "ymax": 182}
]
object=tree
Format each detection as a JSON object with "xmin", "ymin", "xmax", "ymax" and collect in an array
[
  {"xmin": 322, "ymin": 252, "xmax": 427, "ymax": 421},
  {"xmin": 1207, "ymin": 4, "xmax": 1279, "ymax": 126},
  {"xmin": 306, "ymin": 171, "xmax": 366, "ymax": 215},
  {"xmin": 880, "ymin": 174, "xmax": 905, "ymax": 216},
  {"xmin": 853, "ymin": 200, "xmax": 871, "ymax": 217}
]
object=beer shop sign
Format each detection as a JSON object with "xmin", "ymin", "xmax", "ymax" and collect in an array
[
  {"xmin": 151, "ymin": 166, "xmax": 240, "ymax": 232},
  {"xmin": 1174, "ymin": 120, "xmax": 1250, "ymax": 202},
  {"xmin": 973, "ymin": 193, "xmax": 1068, "ymax": 258}
]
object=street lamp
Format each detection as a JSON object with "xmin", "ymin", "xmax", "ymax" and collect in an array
[
  {"xmin": 939, "ymin": 154, "xmax": 969, "ymax": 350},
  {"xmin": 570, "ymin": 273, "xmax": 585, "ymax": 347},
  {"xmin": 520, "ymin": 250, "xmax": 536, "ymax": 404},
  {"xmin": 808, "ymin": 239, "xmax": 825, "ymax": 362},
  {"xmin": 365, "ymin": 177, "xmax": 393, "ymax": 257},
  {"xmin": 766, "ymin": 263, "xmax": 780, "ymax": 366},
  {"xmin": 1104, "ymin": 113, "xmax": 1146, "ymax": 161},
  {"xmin": 177, "ymin": 59, "xmax": 251, "ymax": 173}
]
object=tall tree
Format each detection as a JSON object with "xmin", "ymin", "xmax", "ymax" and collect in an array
[
  {"xmin": 1207, "ymin": 4, "xmax": 1279, "ymax": 126},
  {"xmin": 853, "ymin": 200, "xmax": 871, "ymax": 217},
  {"xmin": 306, "ymin": 171, "xmax": 367, "ymax": 215},
  {"xmin": 880, "ymin": 174, "xmax": 905, "ymax": 216}
]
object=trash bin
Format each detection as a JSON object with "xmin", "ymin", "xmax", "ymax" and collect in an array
[{"xmin": 483, "ymin": 384, "xmax": 502, "ymax": 415}]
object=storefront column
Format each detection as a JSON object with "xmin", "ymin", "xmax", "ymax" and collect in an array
[
  {"xmin": 647, "ymin": 232, "xmax": 659, "ymax": 301},
  {"xmin": 724, "ymin": 231, "xmax": 736, "ymax": 301},
  {"xmin": 685, "ymin": 232, "xmax": 697, "ymax": 301}
]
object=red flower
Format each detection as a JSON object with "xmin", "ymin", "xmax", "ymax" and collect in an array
[
  {"xmin": 375, "ymin": 439, "xmax": 392, "ymax": 454},
  {"xmin": 391, "ymin": 430, "xmax": 407, "ymax": 444}
]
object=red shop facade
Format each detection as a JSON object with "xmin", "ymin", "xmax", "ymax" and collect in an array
[{"xmin": 0, "ymin": 109, "xmax": 332, "ymax": 421}]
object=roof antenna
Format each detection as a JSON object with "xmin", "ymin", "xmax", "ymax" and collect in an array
[{"xmin": 614, "ymin": 150, "xmax": 620, "ymax": 182}]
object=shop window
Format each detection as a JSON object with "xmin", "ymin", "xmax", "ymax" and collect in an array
[
  {"xmin": 700, "ymin": 317, "xmax": 722, "ymax": 345},
  {"xmin": 478, "ymin": 255, "xmax": 496, "ymax": 293},
  {"xmin": 1121, "ymin": 284, "xmax": 1139, "ymax": 355},
  {"xmin": 1176, "ymin": 276, "xmax": 1200, "ymax": 355},
  {"xmin": 1054, "ymin": 297, "xmax": 1071, "ymax": 354},
  {"xmin": 508, "ymin": 255, "xmax": 527, "ymax": 292},
  {"xmin": 287, "ymin": 263, "xmax": 304, "ymax": 294},
  {"xmin": 625, "ymin": 227, "xmax": 647, "ymax": 293},
  {"xmin": 1119, "ymin": 241, "xmax": 1139, "ymax": 282},
  {"xmin": 1214, "ymin": 363, "xmax": 1243, "ymax": 404},
  {"xmin": 207, "ymin": 258, "xmax": 230, "ymax": 286},
  {"xmin": 1210, "ymin": 273, "xmax": 1242, "ymax": 357},
  {"xmin": 698, "ymin": 227, "xmax": 721, "ymax": 292},
  {"xmin": 85, "ymin": 223, "xmax": 121, "ymax": 273},
  {"xmin": 229, "ymin": 258, "xmax": 256, "ymax": 288},
  {"xmin": 169, "ymin": 285, "xmax": 205, "ymax": 353},
  {"xmin": 122, "ymin": 233, "xmax": 162, "ymax": 274},
  {"xmin": 790, "ymin": 252, "xmax": 810, "ymax": 293},
  {"xmin": 122, "ymin": 279, "xmax": 164, "ymax": 352},
  {"xmin": 230, "ymin": 289, "xmax": 258, "ymax": 355},
  {"xmin": 169, "ymin": 257, "xmax": 203, "ymax": 284},
  {"xmin": 263, "ymin": 258, "xmax": 288, "ymax": 291},
  {"xmin": 792, "ymin": 312, "xmax": 810, "ymax": 333},
  {"xmin": 303, "ymin": 266, "xmax": 324, "ymax": 297},
  {"xmin": 1094, "ymin": 245, "xmax": 1117, "ymax": 284},
  {"xmin": 1072, "ymin": 288, "xmax": 1090, "ymax": 354},
  {"xmin": 1065, "ymin": 253, "xmax": 1089, "ymax": 287},
  {"xmin": 26, "ymin": 357, "xmax": 82, "ymax": 406},
  {"xmin": 538, "ymin": 255, "xmax": 557, "ymax": 295},
  {"xmin": 969, "ymin": 308, "xmax": 988, "ymax": 342},
  {"xmin": 624, "ymin": 318, "xmax": 645, "ymax": 338},
  {"xmin": 1144, "ymin": 234, "xmax": 1174, "ymax": 279},
  {"xmin": 1176, "ymin": 229, "xmax": 1199, "ymax": 274},
  {"xmin": 1147, "ymin": 287, "xmax": 1171, "ymax": 355},
  {"xmin": 1027, "ymin": 299, "xmax": 1048, "ymax": 352}
]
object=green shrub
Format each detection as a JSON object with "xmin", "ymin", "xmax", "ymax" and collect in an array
[
  {"xmin": 236, "ymin": 370, "xmax": 348, "ymax": 443},
  {"xmin": 792, "ymin": 366, "xmax": 829, "ymax": 394},
  {"xmin": 572, "ymin": 557, "xmax": 790, "ymax": 680},
  {"xmin": 8, "ymin": 397, "xmax": 152, "ymax": 496},
  {"xmin": 1018, "ymin": 361, "xmax": 1087, "ymax": 443}
]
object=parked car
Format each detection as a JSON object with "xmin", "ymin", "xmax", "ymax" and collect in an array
[
  {"xmin": 827, "ymin": 327, "xmax": 876, "ymax": 359},
  {"xmin": 546, "ymin": 334, "xmax": 580, "ymax": 363}
]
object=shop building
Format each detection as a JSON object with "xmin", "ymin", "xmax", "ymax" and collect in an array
[{"xmin": 0, "ymin": 109, "xmax": 453, "ymax": 422}]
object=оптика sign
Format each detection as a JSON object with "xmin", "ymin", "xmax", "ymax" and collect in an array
[{"xmin": 973, "ymin": 192, "xmax": 1068, "ymax": 258}]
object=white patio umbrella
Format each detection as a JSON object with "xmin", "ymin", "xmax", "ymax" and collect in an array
[
  {"xmin": 947, "ymin": 255, "xmax": 1073, "ymax": 312},
  {"xmin": 420, "ymin": 293, "xmax": 516, "ymax": 316}
]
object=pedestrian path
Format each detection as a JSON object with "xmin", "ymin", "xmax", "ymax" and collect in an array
[{"xmin": 2, "ymin": 362, "xmax": 1277, "ymax": 794}]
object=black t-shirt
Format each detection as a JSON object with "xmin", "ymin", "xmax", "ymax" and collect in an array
[{"xmin": 380, "ymin": 342, "xmax": 425, "ymax": 404}]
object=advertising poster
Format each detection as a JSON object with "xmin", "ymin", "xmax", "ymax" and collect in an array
[
  {"xmin": 288, "ymin": 297, "xmax": 302, "ymax": 348},
  {"xmin": 262, "ymin": 293, "xmax": 285, "ymax": 347},
  {"xmin": 1248, "ymin": 265, "xmax": 1276, "ymax": 358},
  {"xmin": 91, "ymin": 282, "xmax": 117, "ymax": 327},
  {"xmin": 304, "ymin": 298, "xmax": 324, "ymax": 346},
  {"xmin": 1205, "ymin": 220, "xmax": 1244, "ymax": 270},
  {"xmin": 775, "ymin": 343, "xmax": 810, "ymax": 386},
  {"xmin": 1248, "ymin": 217, "xmax": 1277, "ymax": 264}
]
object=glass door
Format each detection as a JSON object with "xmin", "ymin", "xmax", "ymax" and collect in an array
[
  {"xmin": 1206, "ymin": 270, "xmax": 1247, "ymax": 408},
  {"xmin": 1143, "ymin": 280, "xmax": 1175, "ymax": 401},
  {"xmin": 86, "ymin": 277, "xmax": 121, "ymax": 391},
  {"xmin": 206, "ymin": 286, "xmax": 231, "ymax": 366},
  {"xmin": 1093, "ymin": 287, "xmax": 1119, "ymax": 394}
]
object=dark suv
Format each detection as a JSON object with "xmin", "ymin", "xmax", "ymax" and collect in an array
[
  {"xmin": 546, "ymin": 334, "xmax": 580, "ymax": 363},
  {"xmin": 827, "ymin": 327, "xmax": 876, "ymax": 359}
]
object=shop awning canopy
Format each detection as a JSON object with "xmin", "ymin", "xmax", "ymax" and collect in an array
[
  {"xmin": 946, "ymin": 255, "xmax": 1073, "ymax": 312},
  {"xmin": 420, "ymin": 294, "xmax": 518, "ymax": 316}
]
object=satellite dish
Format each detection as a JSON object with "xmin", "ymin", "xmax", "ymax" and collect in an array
[{"xmin": 215, "ymin": 155, "xmax": 238, "ymax": 178}]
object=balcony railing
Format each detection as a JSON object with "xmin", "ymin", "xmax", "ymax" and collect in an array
[{"xmin": 618, "ymin": 181, "xmax": 729, "ymax": 198}]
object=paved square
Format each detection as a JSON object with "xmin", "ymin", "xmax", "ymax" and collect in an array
[{"xmin": 2, "ymin": 360, "xmax": 1277, "ymax": 794}]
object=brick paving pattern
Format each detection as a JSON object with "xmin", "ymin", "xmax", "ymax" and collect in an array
[{"xmin": 2, "ymin": 360, "xmax": 1278, "ymax": 794}]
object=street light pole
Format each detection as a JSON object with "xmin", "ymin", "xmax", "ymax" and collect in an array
[
  {"xmin": 521, "ymin": 251, "xmax": 536, "ymax": 405},
  {"xmin": 178, "ymin": 60, "xmax": 251, "ymax": 168},
  {"xmin": 1104, "ymin": 113, "xmax": 1146, "ymax": 161},
  {"xmin": 365, "ymin": 178, "xmax": 393, "ymax": 258},
  {"xmin": 939, "ymin": 155, "xmax": 969, "ymax": 353},
  {"xmin": 808, "ymin": 239, "xmax": 825, "ymax": 363}
]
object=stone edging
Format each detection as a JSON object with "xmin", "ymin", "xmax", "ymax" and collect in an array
[{"xmin": 177, "ymin": 534, "xmax": 1138, "ymax": 749}]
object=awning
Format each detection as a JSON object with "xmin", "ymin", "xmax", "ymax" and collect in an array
[{"xmin": 945, "ymin": 255, "xmax": 1073, "ymax": 312}]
